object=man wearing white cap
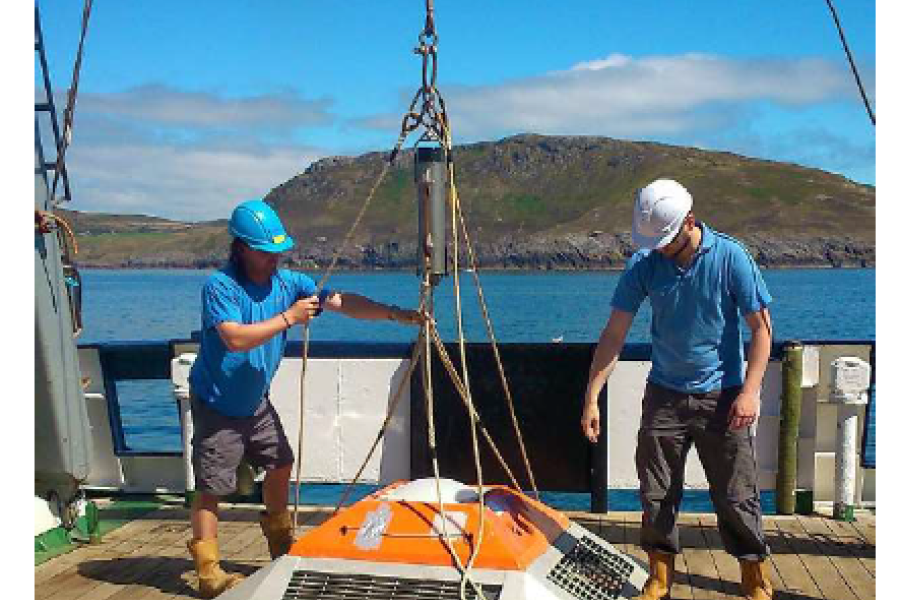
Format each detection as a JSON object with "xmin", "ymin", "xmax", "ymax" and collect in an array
[{"xmin": 580, "ymin": 179, "xmax": 774, "ymax": 600}]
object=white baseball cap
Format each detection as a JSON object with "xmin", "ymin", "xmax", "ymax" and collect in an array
[{"xmin": 631, "ymin": 179, "xmax": 693, "ymax": 249}]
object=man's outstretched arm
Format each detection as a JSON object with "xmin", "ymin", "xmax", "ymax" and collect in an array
[{"xmin": 324, "ymin": 292, "xmax": 423, "ymax": 325}]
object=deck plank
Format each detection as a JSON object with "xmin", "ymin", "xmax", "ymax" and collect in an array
[
  {"xmin": 601, "ymin": 512, "xmax": 626, "ymax": 552},
  {"xmin": 681, "ymin": 515, "xmax": 728, "ymax": 600},
  {"xmin": 798, "ymin": 515, "xmax": 875, "ymax": 596},
  {"xmin": 823, "ymin": 517, "xmax": 876, "ymax": 575},
  {"xmin": 35, "ymin": 507, "xmax": 876, "ymax": 600},
  {"xmin": 816, "ymin": 518, "xmax": 877, "ymax": 597},
  {"xmin": 41, "ymin": 535, "xmax": 177, "ymax": 600},
  {"xmin": 35, "ymin": 512, "xmax": 167, "ymax": 587},
  {"xmin": 699, "ymin": 514, "xmax": 758, "ymax": 600},
  {"xmin": 665, "ymin": 515, "xmax": 693, "ymax": 600},
  {"xmin": 105, "ymin": 516, "xmax": 199, "ymax": 600},
  {"xmin": 775, "ymin": 517, "xmax": 858, "ymax": 600},
  {"xmin": 764, "ymin": 517, "xmax": 823, "ymax": 600},
  {"xmin": 622, "ymin": 512, "xmax": 646, "ymax": 571},
  {"xmin": 37, "ymin": 514, "xmax": 172, "ymax": 600},
  {"xmin": 849, "ymin": 514, "xmax": 875, "ymax": 546}
]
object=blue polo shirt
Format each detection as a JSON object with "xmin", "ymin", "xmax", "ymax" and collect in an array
[
  {"xmin": 188, "ymin": 265, "xmax": 328, "ymax": 417},
  {"xmin": 611, "ymin": 223, "xmax": 772, "ymax": 393}
]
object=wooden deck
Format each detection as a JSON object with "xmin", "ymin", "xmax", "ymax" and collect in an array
[{"xmin": 35, "ymin": 504, "xmax": 875, "ymax": 600}]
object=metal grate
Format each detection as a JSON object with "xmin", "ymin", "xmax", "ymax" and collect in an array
[
  {"xmin": 283, "ymin": 570, "xmax": 503, "ymax": 599},
  {"xmin": 547, "ymin": 536, "xmax": 635, "ymax": 600}
]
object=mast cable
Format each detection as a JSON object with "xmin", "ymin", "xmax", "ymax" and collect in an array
[
  {"xmin": 824, "ymin": 0, "xmax": 875, "ymax": 126},
  {"xmin": 51, "ymin": 0, "xmax": 94, "ymax": 203}
]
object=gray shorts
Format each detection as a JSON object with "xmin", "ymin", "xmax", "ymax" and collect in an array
[{"xmin": 190, "ymin": 393, "xmax": 295, "ymax": 496}]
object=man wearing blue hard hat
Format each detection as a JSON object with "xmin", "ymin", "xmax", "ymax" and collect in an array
[
  {"xmin": 580, "ymin": 180, "xmax": 775, "ymax": 600},
  {"xmin": 186, "ymin": 199, "xmax": 422, "ymax": 597}
]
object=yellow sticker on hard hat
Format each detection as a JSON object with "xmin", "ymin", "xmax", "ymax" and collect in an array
[{"xmin": 273, "ymin": 235, "xmax": 285, "ymax": 244}]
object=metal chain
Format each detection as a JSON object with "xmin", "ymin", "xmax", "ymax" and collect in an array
[{"xmin": 401, "ymin": 0, "xmax": 448, "ymax": 145}]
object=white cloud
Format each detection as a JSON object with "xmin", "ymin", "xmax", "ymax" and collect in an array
[
  {"xmin": 362, "ymin": 53, "xmax": 867, "ymax": 141},
  {"xmin": 55, "ymin": 86, "xmax": 334, "ymax": 220},
  {"xmin": 570, "ymin": 53, "xmax": 631, "ymax": 72},
  {"xmin": 77, "ymin": 85, "xmax": 334, "ymax": 131},
  {"xmin": 55, "ymin": 54, "xmax": 875, "ymax": 220},
  {"xmin": 67, "ymin": 143, "xmax": 324, "ymax": 222}
]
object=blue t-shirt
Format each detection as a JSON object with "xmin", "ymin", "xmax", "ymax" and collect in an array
[
  {"xmin": 188, "ymin": 264, "xmax": 326, "ymax": 417},
  {"xmin": 611, "ymin": 223, "xmax": 772, "ymax": 393}
]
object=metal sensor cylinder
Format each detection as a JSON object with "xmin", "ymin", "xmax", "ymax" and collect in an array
[{"xmin": 415, "ymin": 146, "xmax": 448, "ymax": 278}]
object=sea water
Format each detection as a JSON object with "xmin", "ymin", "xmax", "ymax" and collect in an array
[
  {"xmin": 80, "ymin": 268, "xmax": 876, "ymax": 344},
  {"xmin": 78, "ymin": 268, "xmax": 875, "ymax": 511}
]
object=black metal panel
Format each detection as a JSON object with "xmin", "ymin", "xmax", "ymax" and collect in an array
[
  {"xmin": 96, "ymin": 347, "xmax": 128, "ymax": 455},
  {"xmin": 590, "ymin": 384, "xmax": 609, "ymax": 513},
  {"xmin": 284, "ymin": 340, "xmax": 415, "ymax": 359},
  {"xmin": 410, "ymin": 342, "xmax": 605, "ymax": 499},
  {"xmin": 89, "ymin": 342, "xmax": 181, "ymax": 457},
  {"xmin": 547, "ymin": 535, "xmax": 635, "ymax": 600},
  {"xmin": 284, "ymin": 571, "xmax": 501, "ymax": 600},
  {"xmin": 861, "ymin": 343, "xmax": 876, "ymax": 468},
  {"xmin": 92, "ymin": 342, "xmax": 173, "ymax": 380}
]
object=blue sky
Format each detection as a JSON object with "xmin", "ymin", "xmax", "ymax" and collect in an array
[{"xmin": 35, "ymin": 0, "xmax": 876, "ymax": 222}]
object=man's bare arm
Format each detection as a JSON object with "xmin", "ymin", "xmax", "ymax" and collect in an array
[
  {"xmin": 216, "ymin": 296, "xmax": 321, "ymax": 352},
  {"xmin": 581, "ymin": 308, "xmax": 635, "ymax": 442},
  {"xmin": 323, "ymin": 292, "xmax": 423, "ymax": 325},
  {"xmin": 728, "ymin": 307, "xmax": 773, "ymax": 430}
]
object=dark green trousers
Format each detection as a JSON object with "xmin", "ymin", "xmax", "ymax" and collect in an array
[{"xmin": 635, "ymin": 381, "xmax": 769, "ymax": 561}]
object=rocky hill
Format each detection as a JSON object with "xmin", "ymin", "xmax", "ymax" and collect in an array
[{"xmin": 65, "ymin": 134, "xmax": 875, "ymax": 269}]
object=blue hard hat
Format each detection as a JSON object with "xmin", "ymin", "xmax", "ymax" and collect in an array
[{"xmin": 228, "ymin": 199, "xmax": 295, "ymax": 253}]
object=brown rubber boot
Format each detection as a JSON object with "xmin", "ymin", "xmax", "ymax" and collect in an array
[
  {"xmin": 259, "ymin": 510, "xmax": 294, "ymax": 559},
  {"xmin": 636, "ymin": 551, "xmax": 675, "ymax": 600},
  {"xmin": 187, "ymin": 538, "xmax": 244, "ymax": 599},
  {"xmin": 739, "ymin": 559, "xmax": 774, "ymax": 600}
]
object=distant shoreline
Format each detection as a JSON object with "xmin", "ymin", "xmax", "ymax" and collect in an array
[{"xmin": 76, "ymin": 263, "xmax": 872, "ymax": 272}]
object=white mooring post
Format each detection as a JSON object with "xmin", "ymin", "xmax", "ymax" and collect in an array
[{"xmin": 829, "ymin": 356, "xmax": 871, "ymax": 521}]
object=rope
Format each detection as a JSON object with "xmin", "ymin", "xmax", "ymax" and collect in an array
[
  {"xmin": 421, "ymin": 291, "xmax": 488, "ymax": 600},
  {"xmin": 290, "ymin": 129, "xmax": 410, "ymax": 526},
  {"xmin": 456, "ymin": 205, "xmax": 539, "ymax": 497},
  {"xmin": 313, "ymin": 132, "xmax": 411, "ymax": 297},
  {"xmin": 447, "ymin": 170, "xmax": 488, "ymax": 594},
  {"xmin": 331, "ymin": 330, "xmax": 426, "ymax": 516},
  {"xmin": 37, "ymin": 211, "xmax": 80, "ymax": 256},
  {"xmin": 290, "ymin": 324, "xmax": 310, "ymax": 534},
  {"xmin": 438, "ymin": 113, "xmax": 540, "ymax": 499},
  {"xmin": 426, "ymin": 324, "xmax": 522, "ymax": 491}
]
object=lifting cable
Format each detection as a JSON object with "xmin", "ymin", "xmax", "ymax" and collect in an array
[
  {"xmin": 288, "ymin": 4, "xmax": 537, "ymax": 597},
  {"xmin": 824, "ymin": 0, "xmax": 875, "ymax": 126},
  {"xmin": 289, "ymin": 119, "xmax": 416, "ymax": 532},
  {"xmin": 439, "ymin": 113, "xmax": 540, "ymax": 502},
  {"xmin": 404, "ymin": 7, "xmax": 489, "ymax": 597}
]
